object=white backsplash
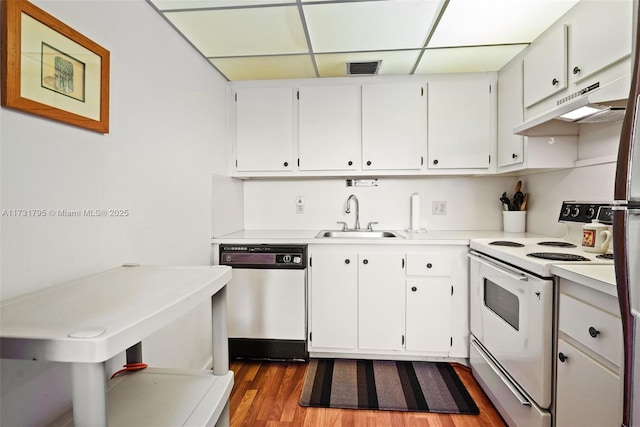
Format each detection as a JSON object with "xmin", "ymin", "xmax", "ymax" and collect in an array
[
  {"xmin": 243, "ymin": 175, "xmax": 517, "ymax": 231},
  {"xmin": 522, "ymin": 121, "xmax": 621, "ymax": 237},
  {"xmin": 523, "ymin": 162, "xmax": 617, "ymax": 237}
]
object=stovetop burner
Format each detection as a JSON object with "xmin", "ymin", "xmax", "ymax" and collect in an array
[
  {"xmin": 596, "ymin": 253, "xmax": 614, "ymax": 260},
  {"xmin": 489, "ymin": 240, "xmax": 525, "ymax": 247},
  {"xmin": 537, "ymin": 241, "xmax": 577, "ymax": 248},
  {"xmin": 527, "ymin": 252, "xmax": 590, "ymax": 261}
]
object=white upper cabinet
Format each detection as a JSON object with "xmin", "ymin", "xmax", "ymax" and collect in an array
[
  {"xmin": 569, "ymin": 0, "xmax": 632, "ymax": 84},
  {"xmin": 235, "ymin": 87, "xmax": 294, "ymax": 172},
  {"xmin": 500, "ymin": 58, "xmax": 578, "ymax": 172},
  {"xmin": 523, "ymin": 24, "xmax": 567, "ymax": 108},
  {"xmin": 361, "ymin": 83, "xmax": 427, "ymax": 171},
  {"xmin": 427, "ymin": 76, "xmax": 493, "ymax": 169},
  {"xmin": 298, "ymin": 85, "xmax": 361, "ymax": 171},
  {"xmin": 498, "ymin": 59, "xmax": 524, "ymax": 168}
]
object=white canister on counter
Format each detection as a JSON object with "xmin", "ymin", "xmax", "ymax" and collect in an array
[
  {"xmin": 582, "ymin": 220, "xmax": 613, "ymax": 253},
  {"xmin": 503, "ymin": 211, "xmax": 526, "ymax": 232}
]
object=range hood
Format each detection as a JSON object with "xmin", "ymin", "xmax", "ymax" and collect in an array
[{"xmin": 514, "ymin": 74, "xmax": 630, "ymax": 136}]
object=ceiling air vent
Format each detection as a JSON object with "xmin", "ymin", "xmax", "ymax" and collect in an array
[{"xmin": 347, "ymin": 60, "xmax": 381, "ymax": 76}]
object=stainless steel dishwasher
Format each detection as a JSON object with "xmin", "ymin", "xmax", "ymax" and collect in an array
[{"xmin": 219, "ymin": 244, "xmax": 307, "ymax": 361}]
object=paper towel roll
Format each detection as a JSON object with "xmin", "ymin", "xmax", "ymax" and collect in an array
[{"xmin": 410, "ymin": 193, "xmax": 420, "ymax": 231}]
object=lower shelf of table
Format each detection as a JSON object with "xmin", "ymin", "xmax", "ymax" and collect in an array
[{"xmin": 49, "ymin": 368, "xmax": 234, "ymax": 427}]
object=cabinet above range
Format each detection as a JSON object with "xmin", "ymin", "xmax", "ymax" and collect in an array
[
  {"xmin": 515, "ymin": 0, "xmax": 632, "ymax": 136},
  {"xmin": 230, "ymin": 74, "xmax": 497, "ymax": 178}
]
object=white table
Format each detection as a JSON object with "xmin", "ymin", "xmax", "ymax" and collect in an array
[{"xmin": 0, "ymin": 265, "xmax": 233, "ymax": 427}]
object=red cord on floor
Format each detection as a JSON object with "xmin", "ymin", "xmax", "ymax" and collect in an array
[{"xmin": 110, "ymin": 362, "xmax": 148, "ymax": 379}]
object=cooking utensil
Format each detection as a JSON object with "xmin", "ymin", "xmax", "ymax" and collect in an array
[
  {"xmin": 515, "ymin": 180, "xmax": 522, "ymax": 193},
  {"xmin": 513, "ymin": 181, "xmax": 525, "ymax": 211},
  {"xmin": 500, "ymin": 192, "xmax": 511, "ymax": 211},
  {"xmin": 520, "ymin": 193, "xmax": 528, "ymax": 211}
]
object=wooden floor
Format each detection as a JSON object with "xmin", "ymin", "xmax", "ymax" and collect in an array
[{"xmin": 229, "ymin": 360, "xmax": 507, "ymax": 426}]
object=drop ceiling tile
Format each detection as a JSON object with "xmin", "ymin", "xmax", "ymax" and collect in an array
[
  {"xmin": 164, "ymin": 6, "xmax": 308, "ymax": 57},
  {"xmin": 429, "ymin": 0, "xmax": 579, "ymax": 48},
  {"xmin": 415, "ymin": 45, "xmax": 528, "ymax": 74},
  {"xmin": 303, "ymin": 1, "xmax": 443, "ymax": 53},
  {"xmin": 315, "ymin": 50, "xmax": 421, "ymax": 77},
  {"xmin": 151, "ymin": 1, "xmax": 295, "ymax": 11},
  {"xmin": 211, "ymin": 55, "xmax": 317, "ymax": 80}
]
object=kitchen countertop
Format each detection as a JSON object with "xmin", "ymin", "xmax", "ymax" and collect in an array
[
  {"xmin": 212, "ymin": 229, "xmax": 545, "ymax": 245},
  {"xmin": 212, "ymin": 230, "xmax": 619, "ymax": 299},
  {"xmin": 551, "ymin": 264, "xmax": 617, "ymax": 297}
]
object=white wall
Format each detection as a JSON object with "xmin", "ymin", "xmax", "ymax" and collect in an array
[
  {"xmin": 523, "ymin": 121, "xmax": 621, "ymax": 237},
  {"xmin": 244, "ymin": 175, "xmax": 517, "ymax": 231},
  {"xmin": 0, "ymin": 1, "xmax": 232, "ymax": 425}
]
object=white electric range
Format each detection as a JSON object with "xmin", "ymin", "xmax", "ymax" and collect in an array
[
  {"xmin": 470, "ymin": 201, "xmax": 614, "ymax": 278},
  {"xmin": 468, "ymin": 201, "xmax": 614, "ymax": 427}
]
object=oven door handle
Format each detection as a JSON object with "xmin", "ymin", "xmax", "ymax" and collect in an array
[
  {"xmin": 468, "ymin": 253, "xmax": 528, "ymax": 281},
  {"xmin": 470, "ymin": 338, "xmax": 532, "ymax": 407}
]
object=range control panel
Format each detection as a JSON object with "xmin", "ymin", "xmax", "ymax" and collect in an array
[{"xmin": 558, "ymin": 201, "xmax": 613, "ymax": 224}]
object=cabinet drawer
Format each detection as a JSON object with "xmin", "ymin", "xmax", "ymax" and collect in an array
[
  {"xmin": 559, "ymin": 293, "xmax": 622, "ymax": 366},
  {"xmin": 406, "ymin": 253, "xmax": 451, "ymax": 276}
]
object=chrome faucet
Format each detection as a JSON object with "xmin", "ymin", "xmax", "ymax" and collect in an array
[{"xmin": 345, "ymin": 194, "xmax": 360, "ymax": 230}]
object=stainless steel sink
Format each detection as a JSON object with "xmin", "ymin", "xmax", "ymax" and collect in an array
[{"xmin": 315, "ymin": 230, "xmax": 404, "ymax": 238}]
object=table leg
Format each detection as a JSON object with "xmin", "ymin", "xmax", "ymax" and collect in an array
[
  {"xmin": 211, "ymin": 285, "xmax": 229, "ymax": 376},
  {"xmin": 126, "ymin": 342, "xmax": 143, "ymax": 364},
  {"xmin": 71, "ymin": 362, "xmax": 107, "ymax": 427},
  {"xmin": 215, "ymin": 401, "xmax": 230, "ymax": 427}
]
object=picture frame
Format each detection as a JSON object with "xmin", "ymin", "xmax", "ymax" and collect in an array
[{"xmin": 1, "ymin": 0, "xmax": 110, "ymax": 133}]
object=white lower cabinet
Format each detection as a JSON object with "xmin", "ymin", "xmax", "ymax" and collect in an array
[
  {"xmin": 358, "ymin": 253, "xmax": 406, "ymax": 351},
  {"xmin": 555, "ymin": 278, "xmax": 623, "ymax": 427},
  {"xmin": 308, "ymin": 250, "xmax": 358, "ymax": 350},
  {"xmin": 555, "ymin": 339, "xmax": 620, "ymax": 427},
  {"xmin": 308, "ymin": 244, "xmax": 468, "ymax": 359},
  {"xmin": 405, "ymin": 280, "xmax": 451, "ymax": 353}
]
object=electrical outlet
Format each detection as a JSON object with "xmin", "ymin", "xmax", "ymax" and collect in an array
[
  {"xmin": 296, "ymin": 196, "xmax": 305, "ymax": 214},
  {"xmin": 432, "ymin": 201, "xmax": 447, "ymax": 215}
]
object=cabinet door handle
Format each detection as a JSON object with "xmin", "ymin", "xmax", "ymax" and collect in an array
[
  {"xmin": 433, "ymin": 159, "xmax": 439, "ymax": 165},
  {"xmin": 512, "ymin": 153, "xmax": 518, "ymax": 159},
  {"xmin": 411, "ymin": 286, "xmax": 417, "ymax": 292},
  {"xmin": 348, "ymin": 160, "xmax": 353, "ymax": 166},
  {"xmin": 426, "ymin": 263, "xmax": 433, "ymax": 269},
  {"xmin": 573, "ymin": 66, "xmax": 581, "ymax": 75},
  {"xmin": 345, "ymin": 259, "xmax": 350, "ymax": 264},
  {"xmin": 589, "ymin": 327, "xmax": 600, "ymax": 338},
  {"xmin": 558, "ymin": 352, "xmax": 568, "ymax": 363},
  {"xmin": 552, "ymin": 78, "xmax": 559, "ymax": 86},
  {"xmin": 284, "ymin": 161, "xmax": 289, "ymax": 167},
  {"xmin": 363, "ymin": 259, "xmax": 368, "ymax": 265},
  {"xmin": 366, "ymin": 161, "xmax": 372, "ymax": 166}
]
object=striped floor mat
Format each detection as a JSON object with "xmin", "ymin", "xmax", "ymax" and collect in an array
[{"xmin": 299, "ymin": 359, "xmax": 479, "ymax": 414}]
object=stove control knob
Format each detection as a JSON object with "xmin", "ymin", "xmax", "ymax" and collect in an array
[
  {"xmin": 562, "ymin": 207, "xmax": 571, "ymax": 217},
  {"xmin": 586, "ymin": 207, "xmax": 596, "ymax": 219},
  {"xmin": 571, "ymin": 207, "xmax": 580, "ymax": 217},
  {"xmin": 283, "ymin": 255, "xmax": 292, "ymax": 263}
]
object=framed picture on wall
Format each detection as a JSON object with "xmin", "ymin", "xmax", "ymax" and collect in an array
[{"xmin": 1, "ymin": 0, "xmax": 110, "ymax": 133}]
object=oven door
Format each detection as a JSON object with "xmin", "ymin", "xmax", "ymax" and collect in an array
[{"xmin": 469, "ymin": 252, "xmax": 554, "ymax": 408}]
